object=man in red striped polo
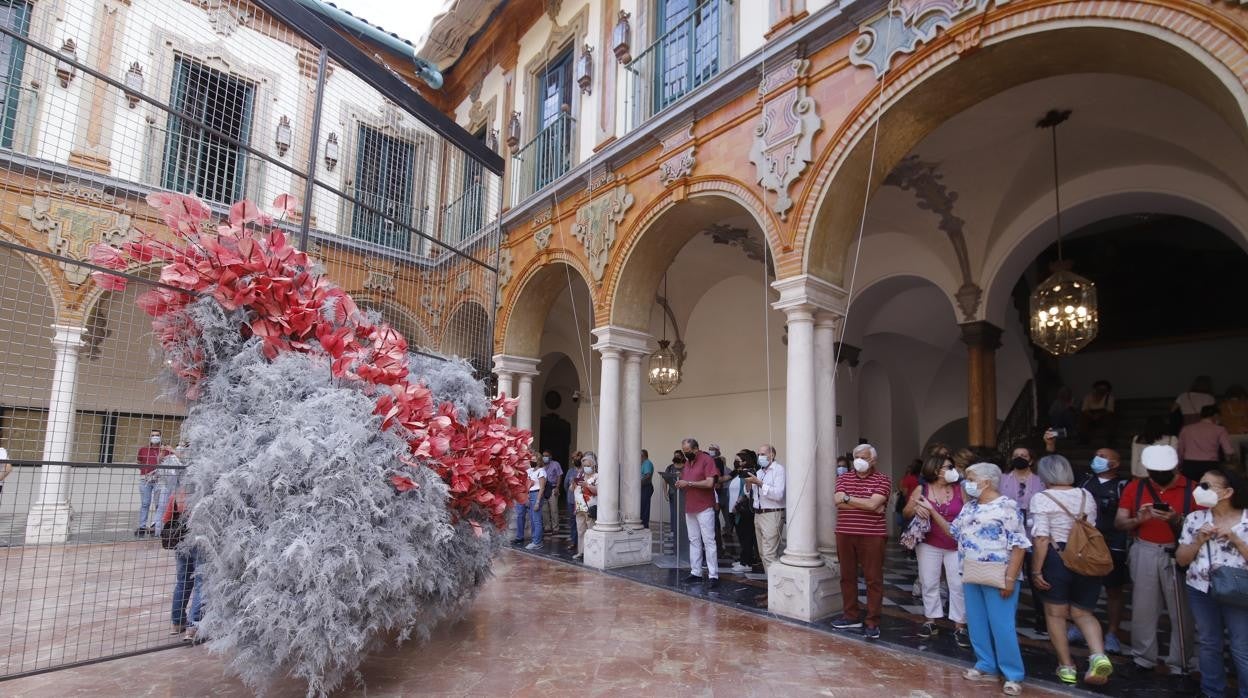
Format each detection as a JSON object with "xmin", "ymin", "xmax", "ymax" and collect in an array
[{"xmin": 830, "ymin": 443, "xmax": 892, "ymax": 639}]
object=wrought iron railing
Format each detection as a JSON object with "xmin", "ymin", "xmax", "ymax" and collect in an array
[
  {"xmin": 996, "ymin": 379, "xmax": 1037, "ymax": 457},
  {"xmin": 511, "ymin": 111, "xmax": 574, "ymax": 203},
  {"xmin": 442, "ymin": 181, "xmax": 486, "ymax": 244},
  {"xmin": 624, "ymin": 0, "xmax": 727, "ymax": 130}
]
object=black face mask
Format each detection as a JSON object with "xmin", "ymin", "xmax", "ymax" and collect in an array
[
  {"xmin": 682, "ymin": 451, "xmax": 696, "ymax": 462},
  {"xmin": 1148, "ymin": 469, "xmax": 1176, "ymax": 486},
  {"xmin": 1010, "ymin": 457, "xmax": 1030, "ymax": 472}
]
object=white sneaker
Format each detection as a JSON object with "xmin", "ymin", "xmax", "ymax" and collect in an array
[
  {"xmin": 731, "ymin": 562, "xmax": 749, "ymax": 572},
  {"xmin": 524, "ymin": 542, "xmax": 540, "ymax": 550}
]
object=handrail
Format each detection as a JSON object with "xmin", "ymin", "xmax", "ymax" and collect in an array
[
  {"xmin": 996, "ymin": 379, "xmax": 1037, "ymax": 457},
  {"xmin": 624, "ymin": 0, "xmax": 727, "ymax": 128},
  {"xmin": 511, "ymin": 111, "xmax": 575, "ymax": 203}
]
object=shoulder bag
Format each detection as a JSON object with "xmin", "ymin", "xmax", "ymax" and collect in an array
[
  {"xmin": 963, "ymin": 558, "xmax": 1008, "ymax": 589},
  {"xmin": 160, "ymin": 504, "xmax": 187, "ymax": 550},
  {"xmin": 1207, "ymin": 537, "xmax": 1248, "ymax": 610},
  {"xmin": 1040, "ymin": 491, "xmax": 1114, "ymax": 577}
]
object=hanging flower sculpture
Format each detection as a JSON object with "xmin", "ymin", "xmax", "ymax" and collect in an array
[{"xmin": 91, "ymin": 192, "xmax": 531, "ymax": 696}]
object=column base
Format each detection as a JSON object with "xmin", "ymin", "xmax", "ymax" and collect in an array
[
  {"xmin": 767, "ymin": 561, "xmax": 842, "ymax": 622},
  {"xmin": 25, "ymin": 502, "xmax": 73, "ymax": 544},
  {"xmin": 584, "ymin": 527, "xmax": 652, "ymax": 569},
  {"xmin": 817, "ymin": 545, "xmax": 839, "ymax": 570}
]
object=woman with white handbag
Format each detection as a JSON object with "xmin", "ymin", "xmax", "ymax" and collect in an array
[{"xmin": 929, "ymin": 462, "xmax": 1031, "ymax": 696}]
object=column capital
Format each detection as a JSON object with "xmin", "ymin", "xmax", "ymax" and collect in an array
[
  {"xmin": 771, "ymin": 275, "xmax": 848, "ymax": 316},
  {"xmin": 591, "ymin": 325, "xmax": 655, "ymax": 355},
  {"xmin": 959, "ymin": 321, "xmax": 1003, "ymax": 351},
  {"xmin": 492, "ymin": 353, "xmax": 541, "ymax": 376}
]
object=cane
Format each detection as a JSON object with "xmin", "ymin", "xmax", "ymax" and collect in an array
[{"xmin": 1169, "ymin": 555, "xmax": 1189, "ymax": 673}]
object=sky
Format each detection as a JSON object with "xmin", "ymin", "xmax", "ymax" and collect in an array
[{"xmin": 328, "ymin": 1, "xmax": 445, "ymax": 46}]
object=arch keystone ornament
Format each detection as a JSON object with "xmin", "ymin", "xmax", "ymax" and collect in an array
[
  {"xmin": 849, "ymin": 0, "xmax": 1001, "ymax": 78},
  {"xmin": 571, "ymin": 184, "xmax": 634, "ymax": 284},
  {"xmin": 749, "ymin": 59, "xmax": 821, "ymax": 221}
]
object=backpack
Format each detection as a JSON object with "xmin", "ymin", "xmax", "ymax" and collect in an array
[
  {"xmin": 161, "ymin": 502, "xmax": 187, "ymax": 550},
  {"xmin": 1040, "ymin": 491, "xmax": 1114, "ymax": 577}
]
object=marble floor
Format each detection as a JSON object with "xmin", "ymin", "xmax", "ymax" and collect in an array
[{"xmin": 2, "ymin": 550, "xmax": 1063, "ymax": 697}]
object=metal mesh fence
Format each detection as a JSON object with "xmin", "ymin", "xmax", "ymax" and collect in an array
[{"xmin": 0, "ymin": 0, "xmax": 502, "ymax": 679}]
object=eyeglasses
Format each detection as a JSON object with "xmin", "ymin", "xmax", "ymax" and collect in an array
[{"xmin": 1198, "ymin": 482, "xmax": 1225, "ymax": 490}]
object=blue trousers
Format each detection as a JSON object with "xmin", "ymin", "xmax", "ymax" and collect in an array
[
  {"xmin": 964, "ymin": 581, "xmax": 1025, "ymax": 682},
  {"xmin": 138, "ymin": 480, "xmax": 157, "ymax": 529},
  {"xmin": 1189, "ymin": 585, "xmax": 1248, "ymax": 698},
  {"xmin": 172, "ymin": 547, "xmax": 203, "ymax": 627},
  {"xmin": 515, "ymin": 491, "xmax": 543, "ymax": 543}
]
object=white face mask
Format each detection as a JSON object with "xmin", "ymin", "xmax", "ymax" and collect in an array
[
  {"xmin": 1193, "ymin": 486, "xmax": 1220, "ymax": 508},
  {"xmin": 583, "ymin": 466, "xmax": 595, "ymax": 474},
  {"xmin": 943, "ymin": 468, "xmax": 960, "ymax": 484},
  {"xmin": 963, "ymin": 480, "xmax": 981, "ymax": 499},
  {"xmin": 709, "ymin": 449, "xmax": 719, "ymax": 458},
  {"xmin": 150, "ymin": 436, "xmax": 161, "ymax": 445},
  {"xmin": 758, "ymin": 455, "xmax": 771, "ymax": 467},
  {"xmin": 836, "ymin": 466, "xmax": 849, "ymax": 477},
  {"xmin": 853, "ymin": 458, "xmax": 870, "ymax": 473}
]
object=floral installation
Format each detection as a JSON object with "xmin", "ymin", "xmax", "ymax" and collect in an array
[{"xmin": 90, "ymin": 192, "xmax": 532, "ymax": 695}]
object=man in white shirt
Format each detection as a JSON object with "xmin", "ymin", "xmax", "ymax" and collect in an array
[{"xmin": 745, "ymin": 444, "xmax": 786, "ymax": 573}]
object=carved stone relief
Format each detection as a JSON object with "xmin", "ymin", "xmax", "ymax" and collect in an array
[
  {"xmin": 849, "ymin": 0, "xmax": 999, "ymax": 78},
  {"xmin": 422, "ymin": 288, "xmax": 446, "ymax": 328},
  {"xmin": 586, "ymin": 165, "xmax": 615, "ymax": 194},
  {"xmin": 659, "ymin": 148, "xmax": 695, "ymax": 187},
  {"xmin": 533, "ymin": 225, "xmax": 553, "ymax": 251},
  {"xmin": 362, "ymin": 256, "xmax": 398, "ymax": 295},
  {"xmin": 19, "ymin": 185, "xmax": 141, "ymax": 286},
  {"xmin": 571, "ymin": 184, "xmax": 634, "ymax": 284},
  {"xmin": 531, "ymin": 207, "xmax": 553, "ymax": 228},
  {"xmin": 749, "ymin": 59, "xmax": 821, "ymax": 220},
  {"xmin": 199, "ymin": 1, "xmax": 252, "ymax": 37},
  {"xmin": 496, "ymin": 247, "xmax": 514, "ymax": 308}
]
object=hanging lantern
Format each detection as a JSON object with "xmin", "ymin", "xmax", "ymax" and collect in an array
[
  {"xmin": 648, "ymin": 339, "xmax": 681, "ymax": 395},
  {"xmin": 1028, "ymin": 108, "xmax": 1098, "ymax": 356},
  {"xmin": 1030, "ymin": 264, "xmax": 1098, "ymax": 356}
]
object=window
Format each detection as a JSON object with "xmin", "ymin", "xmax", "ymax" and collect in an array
[
  {"xmin": 532, "ymin": 49, "xmax": 573, "ymax": 191},
  {"xmin": 445, "ymin": 129, "xmax": 486, "ymax": 243},
  {"xmin": 351, "ymin": 124, "xmax": 417, "ymax": 250},
  {"xmin": 0, "ymin": 0, "xmax": 30, "ymax": 149},
  {"xmin": 656, "ymin": 0, "xmax": 721, "ymax": 111},
  {"xmin": 161, "ymin": 56, "xmax": 255, "ymax": 204}
]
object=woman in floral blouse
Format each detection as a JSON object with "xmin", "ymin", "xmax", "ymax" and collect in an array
[
  {"xmin": 931, "ymin": 462, "xmax": 1031, "ymax": 697},
  {"xmin": 1176, "ymin": 467, "xmax": 1248, "ymax": 698}
]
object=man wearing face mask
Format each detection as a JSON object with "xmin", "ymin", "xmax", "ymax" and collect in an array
[
  {"xmin": 1001, "ymin": 444, "xmax": 1048, "ymax": 635},
  {"xmin": 1115, "ymin": 444, "xmax": 1198, "ymax": 677},
  {"xmin": 674, "ymin": 438, "xmax": 720, "ymax": 588},
  {"xmin": 744, "ymin": 444, "xmax": 785, "ymax": 574},
  {"xmin": 136, "ymin": 429, "xmax": 172, "ymax": 537},
  {"xmin": 540, "ymin": 451, "xmax": 563, "ymax": 532},
  {"xmin": 830, "ymin": 444, "xmax": 892, "ymax": 640}
]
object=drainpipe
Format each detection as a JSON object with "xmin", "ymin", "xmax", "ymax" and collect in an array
[{"xmin": 295, "ymin": 0, "xmax": 444, "ymax": 89}]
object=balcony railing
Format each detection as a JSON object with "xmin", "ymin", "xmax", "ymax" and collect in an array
[
  {"xmin": 443, "ymin": 181, "xmax": 486, "ymax": 244},
  {"xmin": 511, "ymin": 111, "xmax": 574, "ymax": 203},
  {"xmin": 625, "ymin": 0, "xmax": 727, "ymax": 131}
]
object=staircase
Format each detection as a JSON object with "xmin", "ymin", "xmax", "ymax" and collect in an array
[{"xmin": 1046, "ymin": 397, "xmax": 1173, "ymax": 473}]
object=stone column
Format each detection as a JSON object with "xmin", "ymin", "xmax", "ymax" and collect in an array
[
  {"xmin": 814, "ymin": 312, "xmax": 840, "ymax": 562},
  {"xmin": 25, "ymin": 324, "xmax": 86, "ymax": 544},
  {"xmin": 516, "ymin": 373, "xmax": 536, "ymax": 434},
  {"xmin": 961, "ymin": 322, "xmax": 1003, "ymax": 449},
  {"xmin": 768, "ymin": 277, "xmax": 844, "ymax": 622},
  {"xmin": 493, "ymin": 354, "xmax": 540, "ymax": 429},
  {"xmin": 620, "ymin": 350, "xmax": 644, "ymax": 530},
  {"xmin": 585, "ymin": 326, "xmax": 653, "ymax": 569}
]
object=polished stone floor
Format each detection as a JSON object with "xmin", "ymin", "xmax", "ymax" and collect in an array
[{"xmin": 3, "ymin": 550, "xmax": 1063, "ymax": 697}]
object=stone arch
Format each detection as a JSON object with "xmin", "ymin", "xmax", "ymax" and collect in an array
[
  {"xmin": 0, "ymin": 227, "xmax": 66, "ymax": 322},
  {"xmin": 499, "ymin": 254, "xmax": 595, "ymax": 358},
  {"xmin": 980, "ymin": 166, "xmax": 1248, "ymax": 327},
  {"xmin": 443, "ymin": 300, "xmax": 492, "ymax": 376},
  {"xmin": 606, "ymin": 176, "xmax": 784, "ymax": 331},
  {"xmin": 353, "ymin": 292, "xmax": 435, "ymax": 350},
  {"xmin": 797, "ymin": 3, "xmax": 1248, "ymax": 284}
]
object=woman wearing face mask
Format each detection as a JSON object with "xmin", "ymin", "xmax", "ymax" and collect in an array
[
  {"xmin": 904, "ymin": 454, "xmax": 968, "ymax": 646},
  {"xmin": 572, "ymin": 454, "xmax": 598, "ymax": 560},
  {"xmin": 1029, "ymin": 455, "xmax": 1114, "ymax": 686},
  {"xmin": 1000, "ymin": 446, "xmax": 1047, "ymax": 635},
  {"xmin": 836, "ymin": 456, "xmax": 851, "ymax": 478},
  {"xmin": 937, "ymin": 462, "xmax": 1031, "ymax": 696},
  {"xmin": 728, "ymin": 450, "xmax": 761, "ymax": 574},
  {"xmin": 1176, "ymin": 467, "xmax": 1248, "ymax": 698}
]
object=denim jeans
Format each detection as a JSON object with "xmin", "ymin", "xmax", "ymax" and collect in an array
[
  {"xmin": 515, "ymin": 490, "xmax": 543, "ymax": 543},
  {"xmin": 172, "ymin": 546, "xmax": 202, "ymax": 627},
  {"xmin": 1189, "ymin": 585, "xmax": 1248, "ymax": 698},
  {"xmin": 138, "ymin": 480, "xmax": 158, "ymax": 529}
]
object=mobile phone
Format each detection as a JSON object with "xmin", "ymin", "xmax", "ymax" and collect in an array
[
  {"xmin": 1047, "ymin": 427, "xmax": 1068, "ymax": 438},
  {"xmin": 1154, "ymin": 502, "xmax": 1172, "ymax": 512}
]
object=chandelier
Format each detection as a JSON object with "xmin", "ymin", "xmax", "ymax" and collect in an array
[
  {"xmin": 1029, "ymin": 109, "xmax": 1098, "ymax": 356},
  {"xmin": 648, "ymin": 273, "xmax": 682, "ymax": 394}
]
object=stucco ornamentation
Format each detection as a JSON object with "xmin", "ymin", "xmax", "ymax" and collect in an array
[
  {"xmin": 362, "ymin": 257, "xmax": 397, "ymax": 295},
  {"xmin": 533, "ymin": 225, "xmax": 553, "ymax": 251},
  {"xmin": 658, "ymin": 147, "xmax": 695, "ymax": 187},
  {"xmin": 19, "ymin": 185, "xmax": 141, "ymax": 286},
  {"xmin": 531, "ymin": 207, "xmax": 553, "ymax": 228},
  {"xmin": 571, "ymin": 184, "xmax": 634, "ymax": 284},
  {"xmin": 422, "ymin": 288, "xmax": 446, "ymax": 328},
  {"xmin": 849, "ymin": 0, "xmax": 998, "ymax": 78},
  {"xmin": 495, "ymin": 247, "xmax": 514, "ymax": 308},
  {"xmin": 199, "ymin": 1, "xmax": 252, "ymax": 37},
  {"xmin": 749, "ymin": 59, "xmax": 820, "ymax": 221}
]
